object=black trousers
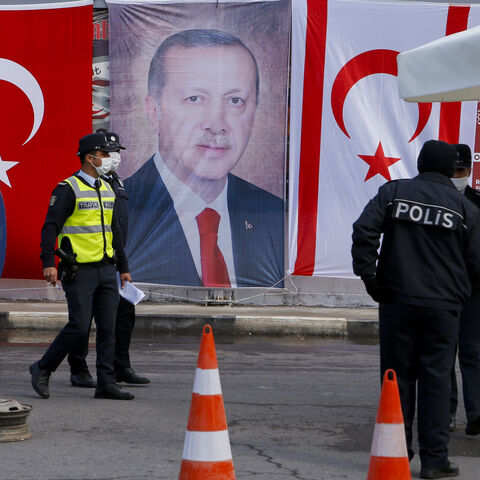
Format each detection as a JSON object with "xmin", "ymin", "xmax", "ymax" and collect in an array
[
  {"xmin": 450, "ymin": 292, "xmax": 480, "ymax": 421},
  {"xmin": 379, "ymin": 302, "xmax": 459, "ymax": 469},
  {"xmin": 68, "ymin": 296, "xmax": 136, "ymax": 374},
  {"xmin": 39, "ymin": 264, "xmax": 119, "ymax": 387}
]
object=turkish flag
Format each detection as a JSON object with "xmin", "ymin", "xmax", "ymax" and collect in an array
[
  {"xmin": 289, "ymin": 0, "xmax": 480, "ymax": 278},
  {"xmin": 0, "ymin": 2, "xmax": 92, "ymax": 279}
]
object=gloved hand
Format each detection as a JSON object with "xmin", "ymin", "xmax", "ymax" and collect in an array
[{"xmin": 362, "ymin": 275, "xmax": 383, "ymax": 303}]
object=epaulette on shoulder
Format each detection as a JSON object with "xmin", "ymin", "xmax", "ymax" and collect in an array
[
  {"xmin": 383, "ymin": 179, "xmax": 404, "ymax": 187},
  {"xmin": 58, "ymin": 181, "xmax": 68, "ymax": 186}
]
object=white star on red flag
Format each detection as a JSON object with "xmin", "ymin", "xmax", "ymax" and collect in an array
[{"xmin": 0, "ymin": 154, "xmax": 18, "ymax": 187}]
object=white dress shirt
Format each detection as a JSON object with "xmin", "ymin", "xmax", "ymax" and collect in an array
[{"xmin": 153, "ymin": 151, "xmax": 237, "ymax": 287}]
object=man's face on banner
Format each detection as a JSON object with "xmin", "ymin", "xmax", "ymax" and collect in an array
[{"xmin": 147, "ymin": 45, "xmax": 257, "ymax": 184}]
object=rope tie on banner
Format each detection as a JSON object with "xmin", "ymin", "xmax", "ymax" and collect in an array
[
  {"xmin": 0, "ymin": 275, "xmax": 370, "ymax": 305},
  {"xmin": 0, "ymin": 286, "xmax": 62, "ymax": 292}
]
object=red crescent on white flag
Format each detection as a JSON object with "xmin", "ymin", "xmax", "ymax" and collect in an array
[{"xmin": 331, "ymin": 49, "xmax": 432, "ymax": 143}]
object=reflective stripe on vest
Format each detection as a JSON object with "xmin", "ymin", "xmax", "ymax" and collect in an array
[{"xmin": 58, "ymin": 175, "xmax": 115, "ymax": 263}]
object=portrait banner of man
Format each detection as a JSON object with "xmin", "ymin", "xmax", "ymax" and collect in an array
[{"xmin": 107, "ymin": 0, "xmax": 290, "ymax": 287}]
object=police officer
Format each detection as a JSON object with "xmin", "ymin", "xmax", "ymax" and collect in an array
[
  {"xmin": 29, "ymin": 132, "xmax": 134, "ymax": 400},
  {"xmin": 67, "ymin": 131, "xmax": 150, "ymax": 386},
  {"xmin": 352, "ymin": 140, "xmax": 480, "ymax": 479},
  {"xmin": 448, "ymin": 143, "xmax": 480, "ymax": 436}
]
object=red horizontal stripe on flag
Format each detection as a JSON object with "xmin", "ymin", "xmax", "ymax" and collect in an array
[{"xmin": 187, "ymin": 393, "xmax": 227, "ymax": 431}]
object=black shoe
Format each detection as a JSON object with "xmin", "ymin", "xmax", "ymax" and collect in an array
[
  {"xmin": 115, "ymin": 368, "xmax": 150, "ymax": 385},
  {"xmin": 29, "ymin": 361, "xmax": 51, "ymax": 399},
  {"xmin": 94, "ymin": 383, "xmax": 134, "ymax": 400},
  {"xmin": 420, "ymin": 460, "xmax": 459, "ymax": 479},
  {"xmin": 71, "ymin": 371, "xmax": 96, "ymax": 388},
  {"xmin": 465, "ymin": 414, "xmax": 480, "ymax": 436},
  {"xmin": 449, "ymin": 413, "xmax": 456, "ymax": 432}
]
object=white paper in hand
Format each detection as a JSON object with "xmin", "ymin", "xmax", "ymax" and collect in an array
[{"xmin": 117, "ymin": 272, "xmax": 145, "ymax": 305}]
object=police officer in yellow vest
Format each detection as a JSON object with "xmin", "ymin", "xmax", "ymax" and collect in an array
[{"xmin": 29, "ymin": 132, "xmax": 134, "ymax": 400}]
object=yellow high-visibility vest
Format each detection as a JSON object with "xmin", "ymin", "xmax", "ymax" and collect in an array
[{"xmin": 58, "ymin": 175, "xmax": 115, "ymax": 263}]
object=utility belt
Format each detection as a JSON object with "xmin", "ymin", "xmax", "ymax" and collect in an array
[
  {"xmin": 56, "ymin": 249, "xmax": 116, "ymax": 283},
  {"xmin": 75, "ymin": 255, "xmax": 115, "ymax": 269}
]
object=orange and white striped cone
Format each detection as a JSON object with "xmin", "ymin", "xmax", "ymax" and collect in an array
[
  {"xmin": 367, "ymin": 369, "xmax": 411, "ymax": 480},
  {"xmin": 179, "ymin": 324, "xmax": 236, "ymax": 480}
]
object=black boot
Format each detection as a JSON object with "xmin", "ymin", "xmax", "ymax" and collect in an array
[
  {"xmin": 94, "ymin": 383, "xmax": 135, "ymax": 400},
  {"xmin": 465, "ymin": 414, "xmax": 480, "ymax": 436},
  {"xmin": 420, "ymin": 460, "xmax": 459, "ymax": 479},
  {"xmin": 115, "ymin": 367, "xmax": 150, "ymax": 384},
  {"xmin": 29, "ymin": 361, "xmax": 51, "ymax": 399},
  {"xmin": 70, "ymin": 371, "xmax": 96, "ymax": 388}
]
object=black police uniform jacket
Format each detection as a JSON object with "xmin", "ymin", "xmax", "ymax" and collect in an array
[
  {"xmin": 103, "ymin": 172, "xmax": 129, "ymax": 244},
  {"xmin": 352, "ymin": 171, "xmax": 480, "ymax": 310},
  {"xmin": 465, "ymin": 184, "xmax": 480, "ymax": 210}
]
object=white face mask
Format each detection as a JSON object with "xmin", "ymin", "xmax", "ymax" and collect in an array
[
  {"xmin": 451, "ymin": 176, "xmax": 469, "ymax": 192},
  {"xmin": 109, "ymin": 152, "xmax": 121, "ymax": 172},
  {"xmin": 90, "ymin": 154, "xmax": 113, "ymax": 177}
]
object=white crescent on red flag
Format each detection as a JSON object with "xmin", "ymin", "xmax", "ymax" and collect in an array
[
  {"xmin": 289, "ymin": 0, "xmax": 480, "ymax": 278},
  {"xmin": 0, "ymin": 1, "xmax": 92, "ymax": 279}
]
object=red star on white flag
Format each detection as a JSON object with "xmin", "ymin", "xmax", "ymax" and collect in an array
[{"xmin": 358, "ymin": 142, "xmax": 401, "ymax": 181}]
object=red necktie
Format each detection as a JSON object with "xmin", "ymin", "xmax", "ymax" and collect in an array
[{"xmin": 196, "ymin": 208, "xmax": 231, "ymax": 287}]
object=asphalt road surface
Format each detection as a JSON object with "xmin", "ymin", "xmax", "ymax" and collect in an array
[{"xmin": 0, "ymin": 332, "xmax": 479, "ymax": 479}]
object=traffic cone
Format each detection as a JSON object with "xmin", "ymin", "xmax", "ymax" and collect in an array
[
  {"xmin": 179, "ymin": 324, "xmax": 236, "ymax": 480},
  {"xmin": 367, "ymin": 369, "xmax": 411, "ymax": 480}
]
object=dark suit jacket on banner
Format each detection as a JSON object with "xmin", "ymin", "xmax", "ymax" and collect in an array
[{"xmin": 124, "ymin": 157, "xmax": 284, "ymax": 287}]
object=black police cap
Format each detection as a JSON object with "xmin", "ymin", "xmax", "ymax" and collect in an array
[
  {"xmin": 77, "ymin": 132, "xmax": 125, "ymax": 156},
  {"xmin": 452, "ymin": 144, "xmax": 472, "ymax": 169},
  {"xmin": 95, "ymin": 129, "xmax": 126, "ymax": 152}
]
